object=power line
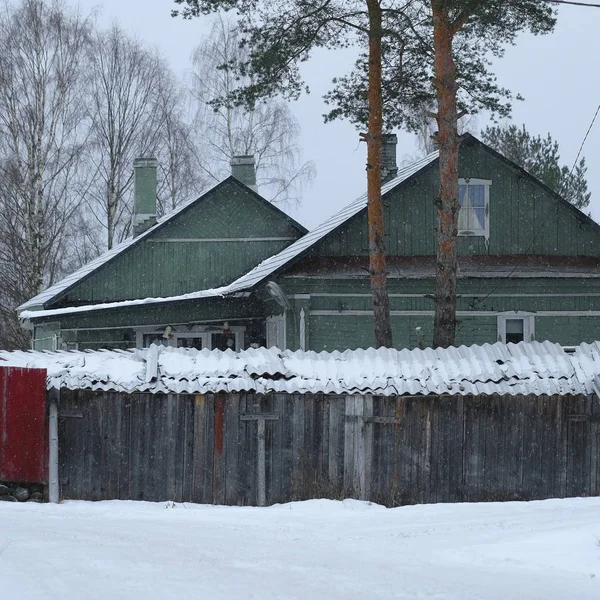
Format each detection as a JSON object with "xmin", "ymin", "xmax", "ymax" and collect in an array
[
  {"xmin": 569, "ymin": 104, "xmax": 600, "ymax": 175},
  {"xmin": 545, "ymin": 0, "xmax": 600, "ymax": 7}
]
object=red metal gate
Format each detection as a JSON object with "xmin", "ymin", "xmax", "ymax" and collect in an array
[{"xmin": 0, "ymin": 365, "xmax": 47, "ymax": 483}]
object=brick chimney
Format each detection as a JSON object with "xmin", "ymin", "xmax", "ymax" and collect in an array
[
  {"xmin": 132, "ymin": 157, "xmax": 158, "ymax": 237},
  {"xmin": 230, "ymin": 155, "xmax": 258, "ymax": 192},
  {"xmin": 381, "ymin": 134, "xmax": 398, "ymax": 184}
]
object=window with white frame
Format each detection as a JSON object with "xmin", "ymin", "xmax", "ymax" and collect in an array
[
  {"xmin": 497, "ymin": 313, "xmax": 535, "ymax": 344},
  {"xmin": 458, "ymin": 179, "xmax": 491, "ymax": 237},
  {"xmin": 138, "ymin": 325, "xmax": 245, "ymax": 351}
]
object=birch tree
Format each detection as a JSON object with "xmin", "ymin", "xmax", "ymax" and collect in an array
[
  {"xmin": 190, "ymin": 16, "xmax": 315, "ymax": 205},
  {"xmin": 87, "ymin": 26, "xmax": 168, "ymax": 249},
  {"xmin": 0, "ymin": 0, "xmax": 93, "ymax": 348},
  {"xmin": 155, "ymin": 72, "xmax": 210, "ymax": 217}
]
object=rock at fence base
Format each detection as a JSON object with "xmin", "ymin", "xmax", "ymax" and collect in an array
[
  {"xmin": 28, "ymin": 492, "xmax": 43, "ymax": 502},
  {"xmin": 0, "ymin": 495, "xmax": 17, "ymax": 502},
  {"xmin": 13, "ymin": 487, "xmax": 29, "ymax": 502},
  {"xmin": 0, "ymin": 484, "xmax": 12, "ymax": 496}
]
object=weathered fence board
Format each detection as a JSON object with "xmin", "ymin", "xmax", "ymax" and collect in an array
[{"xmin": 56, "ymin": 390, "xmax": 600, "ymax": 507}]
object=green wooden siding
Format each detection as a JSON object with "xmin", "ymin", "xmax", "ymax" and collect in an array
[
  {"xmin": 535, "ymin": 317, "xmax": 600, "ymax": 346},
  {"xmin": 314, "ymin": 139, "xmax": 600, "ymax": 259},
  {"xmin": 306, "ymin": 314, "xmax": 600, "ymax": 352},
  {"xmin": 305, "ymin": 293, "xmax": 600, "ymax": 313},
  {"xmin": 282, "ymin": 276, "xmax": 600, "ymax": 313},
  {"xmin": 47, "ymin": 309, "xmax": 600, "ymax": 352},
  {"xmin": 64, "ymin": 239, "xmax": 292, "ymax": 303},
  {"xmin": 41, "ymin": 296, "xmax": 262, "ymax": 331},
  {"xmin": 55, "ymin": 180, "xmax": 303, "ymax": 305},
  {"xmin": 281, "ymin": 272, "xmax": 600, "ymax": 350}
]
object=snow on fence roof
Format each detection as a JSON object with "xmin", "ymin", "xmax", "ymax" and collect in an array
[{"xmin": 1, "ymin": 341, "xmax": 600, "ymax": 397}]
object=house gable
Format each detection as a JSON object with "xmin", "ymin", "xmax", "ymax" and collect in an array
[
  {"xmin": 312, "ymin": 135, "xmax": 600, "ymax": 261},
  {"xmin": 39, "ymin": 177, "xmax": 306, "ymax": 309}
]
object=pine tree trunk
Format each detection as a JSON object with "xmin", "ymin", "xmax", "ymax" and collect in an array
[
  {"xmin": 431, "ymin": 3, "xmax": 459, "ymax": 349},
  {"xmin": 366, "ymin": 0, "xmax": 392, "ymax": 348}
]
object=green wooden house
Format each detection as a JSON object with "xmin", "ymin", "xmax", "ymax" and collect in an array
[{"xmin": 19, "ymin": 135, "xmax": 600, "ymax": 352}]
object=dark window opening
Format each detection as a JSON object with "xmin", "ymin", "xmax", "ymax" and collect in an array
[
  {"xmin": 177, "ymin": 337, "xmax": 203, "ymax": 350},
  {"xmin": 212, "ymin": 333, "xmax": 236, "ymax": 351},
  {"xmin": 505, "ymin": 319, "xmax": 524, "ymax": 344}
]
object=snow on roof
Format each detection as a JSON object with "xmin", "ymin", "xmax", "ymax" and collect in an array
[
  {"xmin": 218, "ymin": 150, "xmax": 440, "ymax": 295},
  {"xmin": 1, "ymin": 340, "xmax": 599, "ymax": 397},
  {"xmin": 19, "ymin": 284, "xmax": 247, "ymax": 320},
  {"xmin": 18, "ymin": 177, "xmax": 306, "ymax": 314},
  {"xmin": 18, "ymin": 180, "xmax": 225, "ymax": 312},
  {"xmin": 21, "ymin": 150, "xmax": 439, "ymax": 320}
]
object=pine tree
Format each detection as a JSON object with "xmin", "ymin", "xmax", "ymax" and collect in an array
[
  {"xmin": 173, "ymin": 0, "xmax": 556, "ymax": 349},
  {"xmin": 482, "ymin": 124, "xmax": 590, "ymax": 210}
]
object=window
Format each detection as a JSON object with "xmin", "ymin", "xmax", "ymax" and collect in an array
[
  {"xmin": 458, "ymin": 179, "xmax": 491, "ymax": 237},
  {"xmin": 176, "ymin": 337, "xmax": 204, "ymax": 350},
  {"xmin": 505, "ymin": 319, "xmax": 524, "ymax": 344},
  {"xmin": 139, "ymin": 326, "xmax": 244, "ymax": 351},
  {"xmin": 266, "ymin": 315, "xmax": 286, "ymax": 349},
  {"xmin": 497, "ymin": 313, "xmax": 535, "ymax": 344},
  {"xmin": 143, "ymin": 334, "xmax": 169, "ymax": 347},
  {"xmin": 210, "ymin": 333, "xmax": 236, "ymax": 351}
]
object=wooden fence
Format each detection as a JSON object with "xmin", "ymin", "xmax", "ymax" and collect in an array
[{"xmin": 56, "ymin": 390, "xmax": 600, "ymax": 506}]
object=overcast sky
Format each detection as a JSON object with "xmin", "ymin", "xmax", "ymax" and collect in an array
[{"xmin": 71, "ymin": 0, "xmax": 600, "ymax": 229}]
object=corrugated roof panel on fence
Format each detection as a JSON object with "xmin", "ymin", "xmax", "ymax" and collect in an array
[{"xmin": 1, "ymin": 340, "xmax": 598, "ymax": 397}]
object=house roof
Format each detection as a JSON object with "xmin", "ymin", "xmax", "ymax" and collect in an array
[
  {"xmin": 18, "ymin": 177, "xmax": 307, "ymax": 313},
  {"xmin": 23, "ymin": 133, "xmax": 599, "ymax": 322},
  {"xmin": 219, "ymin": 149, "xmax": 440, "ymax": 293},
  {"xmin": 1, "ymin": 340, "xmax": 599, "ymax": 397},
  {"xmin": 21, "ymin": 149, "xmax": 439, "ymax": 320}
]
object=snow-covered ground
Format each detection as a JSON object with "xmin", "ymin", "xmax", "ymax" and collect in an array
[{"xmin": 2, "ymin": 498, "xmax": 600, "ymax": 599}]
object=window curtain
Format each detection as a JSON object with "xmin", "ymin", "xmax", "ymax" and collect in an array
[{"xmin": 458, "ymin": 184, "xmax": 485, "ymax": 232}]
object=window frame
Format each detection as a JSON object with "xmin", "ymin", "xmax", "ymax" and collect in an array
[
  {"xmin": 137, "ymin": 325, "xmax": 245, "ymax": 351},
  {"xmin": 266, "ymin": 314, "xmax": 287, "ymax": 349},
  {"xmin": 497, "ymin": 312, "xmax": 535, "ymax": 344},
  {"xmin": 458, "ymin": 178, "xmax": 491, "ymax": 239}
]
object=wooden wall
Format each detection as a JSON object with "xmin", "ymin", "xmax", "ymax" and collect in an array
[
  {"xmin": 57, "ymin": 178, "xmax": 304, "ymax": 305},
  {"xmin": 315, "ymin": 137, "xmax": 600, "ymax": 259},
  {"xmin": 57, "ymin": 391, "xmax": 600, "ymax": 506}
]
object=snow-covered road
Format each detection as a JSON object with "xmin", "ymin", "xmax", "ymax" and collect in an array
[{"xmin": 2, "ymin": 497, "xmax": 600, "ymax": 599}]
